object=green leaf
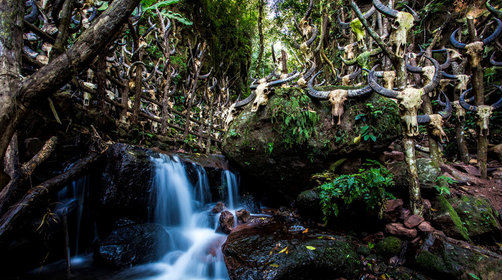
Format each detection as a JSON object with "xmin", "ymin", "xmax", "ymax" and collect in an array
[
  {"xmin": 47, "ymin": 98, "xmax": 62, "ymax": 125},
  {"xmin": 468, "ymin": 273, "xmax": 481, "ymax": 280},
  {"xmin": 305, "ymin": 245, "xmax": 316, "ymax": 250},
  {"xmin": 144, "ymin": 0, "xmax": 181, "ymax": 11},
  {"xmin": 98, "ymin": 2, "xmax": 109, "ymax": 11},
  {"xmin": 160, "ymin": 10, "xmax": 193, "ymax": 25}
]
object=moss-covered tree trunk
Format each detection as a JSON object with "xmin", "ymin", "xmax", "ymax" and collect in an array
[{"xmin": 467, "ymin": 18, "xmax": 487, "ymax": 179}]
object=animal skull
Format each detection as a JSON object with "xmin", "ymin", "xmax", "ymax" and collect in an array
[
  {"xmin": 299, "ymin": 18, "xmax": 312, "ymax": 37},
  {"xmin": 383, "ymin": 71, "xmax": 396, "ymax": 89},
  {"xmin": 389, "ymin": 12, "xmax": 414, "ymax": 58},
  {"xmin": 344, "ymin": 43, "xmax": 356, "ymax": 60},
  {"xmin": 328, "ymin": 90, "xmax": 348, "ymax": 125},
  {"xmin": 452, "ymin": 101, "xmax": 466, "ymax": 121},
  {"xmin": 251, "ymin": 83, "xmax": 270, "ymax": 112},
  {"xmin": 465, "ymin": 41, "xmax": 484, "ymax": 67},
  {"xmin": 224, "ymin": 103, "xmax": 238, "ymax": 129},
  {"xmin": 297, "ymin": 77, "xmax": 307, "ymax": 87},
  {"xmin": 341, "ymin": 75, "xmax": 351, "ymax": 86},
  {"xmin": 456, "ymin": 75, "xmax": 470, "ymax": 91},
  {"xmin": 83, "ymin": 92, "xmax": 92, "ymax": 106},
  {"xmin": 428, "ymin": 114, "xmax": 447, "ymax": 142},
  {"xmin": 476, "ymin": 105, "xmax": 493, "ymax": 136},
  {"xmin": 398, "ymin": 88, "xmax": 424, "ymax": 137}
]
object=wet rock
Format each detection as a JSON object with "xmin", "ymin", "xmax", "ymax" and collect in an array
[
  {"xmin": 375, "ymin": 236, "xmax": 402, "ymax": 259},
  {"xmin": 212, "ymin": 201, "xmax": 226, "ymax": 214},
  {"xmin": 415, "ymin": 232, "xmax": 502, "ymax": 279},
  {"xmin": 94, "ymin": 223, "xmax": 169, "ymax": 268},
  {"xmin": 222, "ymin": 90, "xmax": 401, "ymax": 205},
  {"xmin": 389, "ymin": 158, "xmax": 441, "ymax": 189},
  {"xmin": 99, "ymin": 144, "xmax": 154, "ymax": 222},
  {"xmin": 418, "ymin": 221, "xmax": 434, "ymax": 233},
  {"xmin": 384, "ymin": 199, "xmax": 403, "ymax": 222},
  {"xmin": 400, "ymin": 208, "xmax": 411, "ymax": 221},
  {"xmin": 295, "ymin": 189, "xmax": 322, "ymax": 222},
  {"xmin": 236, "ymin": 209, "xmax": 250, "ymax": 224},
  {"xmin": 240, "ymin": 193, "xmax": 261, "ymax": 213},
  {"xmin": 219, "ymin": 210, "xmax": 235, "ymax": 234},
  {"xmin": 385, "ymin": 223, "xmax": 417, "ymax": 238},
  {"xmin": 223, "ymin": 222, "xmax": 361, "ymax": 280},
  {"xmin": 404, "ymin": 215, "xmax": 424, "ymax": 229}
]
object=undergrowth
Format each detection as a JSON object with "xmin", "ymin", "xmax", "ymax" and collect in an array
[{"xmin": 318, "ymin": 160, "xmax": 394, "ymax": 223}]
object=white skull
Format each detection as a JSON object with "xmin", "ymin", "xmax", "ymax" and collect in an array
[
  {"xmin": 465, "ymin": 41, "xmax": 484, "ymax": 67},
  {"xmin": 476, "ymin": 105, "xmax": 493, "ymax": 136},
  {"xmin": 383, "ymin": 71, "xmax": 396, "ymax": 90},
  {"xmin": 398, "ymin": 88, "xmax": 424, "ymax": 137},
  {"xmin": 389, "ymin": 12, "xmax": 414, "ymax": 58},
  {"xmin": 83, "ymin": 92, "xmax": 91, "ymax": 106},
  {"xmin": 428, "ymin": 114, "xmax": 447, "ymax": 142},
  {"xmin": 251, "ymin": 83, "xmax": 270, "ymax": 112},
  {"xmin": 328, "ymin": 90, "xmax": 348, "ymax": 125},
  {"xmin": 453, "ymin": 101, "xmax": 466, "ymax": 121}
]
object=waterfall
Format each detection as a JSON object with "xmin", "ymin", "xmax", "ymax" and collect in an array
[
  {"xmin": 222, "ymin": 170, "xmax": 239, "ymax": 209},
  {"xmin": 121, "ymin": 154, "xmax": 235, "ymax": 280}
]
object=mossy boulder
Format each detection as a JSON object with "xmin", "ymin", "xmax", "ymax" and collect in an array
[
  {"xmin": 223, "ymin": 222, "xmax": 361, "ymax": 280},
  {"xmin": 222, "ymin": 88, "xmax": 400, "ymax": 204},
  {"xmin": 452, "ymin": 195, "xmax": 501, "ymax": 239},
  {"xmin": 415, "ymin": 232, "xmax": 502, "ymax": 279},
  {"xmin": 389, "ymin": 158, "xmax": 441, "ymax": 190},
  {"xmin": 375, "ymin": 236, "xmax": 402, "ymax": 259},
  {"xmin": 295, "ymin": 189, "xmax": 323, "ymax": 221},
  {"xmin": 432, "ymin": 195, "xmax": 502, "ymax": 241}
]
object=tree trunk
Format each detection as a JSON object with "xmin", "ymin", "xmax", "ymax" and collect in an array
[
  {"xmin": 161, "ymin": 68, "xmax": 173, "ymax": 134},
  {"xmin": 467, "ymin": 18, "xmax": 487, "ymax": 179},
  {"xmin": 0, "ymin": 0, "xmax": 141, "ymax": 165},
  {"xmin": 255, "ymin": 0, "xmax": 265, "ymax": 73}
]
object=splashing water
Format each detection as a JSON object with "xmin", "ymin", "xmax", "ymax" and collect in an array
[{"xmin": 118, "ymin": 154, "xmax": 235, "ymax": 280}]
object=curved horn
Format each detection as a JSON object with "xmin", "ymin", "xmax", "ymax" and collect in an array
[
  {"xmin": 491, "ymin": 85, "xmax": 502, "ymax": 110},
  {"xmin": 368, "ymin": 65, "xmax": 401, "ymax": 98},
  {"xmin": 404, "ymin": 4, "xmax": 420, "ymax": 22},
  {"xmin": 422, "ymin": 56, "xmax": 441, "ymax": 94},
  {"xmin": 373, "ymin": 0, "xmax": 399, "ymax": 18},
  {"xmin": 487, "ymin": 0, "xmax": 502, "ymax": 18},
  {"xmin": 459, "ymin": 88, "xmax": 477, "ymax": 111},
  {"xmin": 441, "ymin": 71, "xmax": 458, "ymax": 79},
  {"xmin": 348, "ymin": 85, "xmax": 373, "ymax": 97},
  {"xmin": 304, "ymin": 0, "xmax": 313, "ymax": 19},
  {"xmin": 268, "ymin": 71, "xmax": 300, "ymax": 87},
  {"xmin": 438, "ymin": 91, "xmax": 453, "ymax": 118},
  {"xmin": 307, "ymin": 71, "xmax": 330, "ymax": 99},
  {"xmin": 417, "ymin": 114, "xmax": 431, "ymax": 124},
  {"xmin": 24, "ymin": 0, "xmax": 39, "ymax": 23},
  {"xmin": 198, "ymin": 67, "xmax": 213, "ymax": 79},
  {"xmin": 490, "ymin": 51, "xmax": 502, "ymax": 66},
  {"xmin": 482, "ymin": 18, "xmax": 502, "ymax": 45},
  {"xmin": 438, "ymin": 49, "xmax": 451, "ymax": 70},
  {"xmin": 406, "ymin": 55, "xmax": 423, "ymax": 73},
  {"xmin": 210, "ymin": 77, "xmax": 218, "ymax": 91},
  {"xmin": 305, "ymin": 25, "xmax": 318, "ymax": 46},
  {"xmin": 450, "ymin": 29, "xmax": 466, "ymax": 49},
  {"xmin": 337, "ymin": 13, "xmax": 351, "ymax": 29},
  {"xmin": 348, "ymin": 67, "xmax": 362, "ymax": 80},
  {"xmin": 234, "ymin": 92, "xmax": 256, "ymax": 108}
]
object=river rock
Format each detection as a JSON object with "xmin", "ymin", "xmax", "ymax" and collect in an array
[
  {"xmin": 404, "ymin": 215, "xmax": 424, "ymax": 229},
  {"xmin": 219, "ymin": 210, "xmax": 235, "ymax": 234},
  {"xmin": 383, "ymin": 199, "xmax": 403, "ymax": 222},
  {"xmin": 385, "ymin": 223, "xmax": 417, "ymax": 238},
  {"xmin": 223, "ymin": 222, "xmax": 361, "ymax": 280},
  {"xmin": 94, "ymin": 223, "xmax": 170, "ymax": 268},
  {"xmin": 236, "ymin": 209, "xmax": 250, "ymax": 224},
  {"xmin": 222, "ymin": 89, "xmax": 401, "ymax": 205},
  {"xmin": 212, "ymin": 201, "xmax": 226, "ymax": 213},
  {"xmin": 415, "ymin": 232, "xmax": 502, "ymax": 279},
  {"xmin": 295, "ymin": 189, "xmax": 322, "ymax": 221}
]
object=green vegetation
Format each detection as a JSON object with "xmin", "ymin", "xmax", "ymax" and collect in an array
[
  {"xmin": 270, "ymin": 91, "xmax": 320, "ymax": 148},
  {"xmin": 318, "ymin": 160, "xmax": 394, "ymax": 223}
]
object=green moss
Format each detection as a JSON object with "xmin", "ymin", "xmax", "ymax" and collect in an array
[
  {"xmin": 438, "ymin": 196, "xmax": 470, "ymax": 240},
  {"xmin": 416, "ymin": 251, "xmax": 450, "ymax": 275},
  {"xmin": 375, "ymin": 236, "xmax": 402, "ymax": 259},
  {"xmin": 454, "ymin": 196, "xmax": 501, "ymax": 237}
]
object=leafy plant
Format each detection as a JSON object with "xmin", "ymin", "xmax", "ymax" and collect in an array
[
  {"xmin": 434, "ymin": 175, "xmax": 456, "ymax": 196},
  {"xmin": 318, "ymin": 160, "xmax": 394, "ymax": 223}
]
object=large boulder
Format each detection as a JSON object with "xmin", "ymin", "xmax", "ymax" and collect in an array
[
  {"xmin": 222, "ymin": 222, "xmax": 361, "ymax": 280},
  {"xmin": 432, "ymin": 195, "xmax": 502, "ymax": 241},
  {"xmin": 99, "ymin": 143, "xmax": 155, "ymax": 222},
  {"xmin": 389, "ymin": 158, "xmax": 441, "ymax": 190},
  {"xmin": 415, "ymin": 232, "xmax": 502, "ymax": 279},
  {"xmin": 222, "ymin": 88, "xmax": 401, "ymax": 204},
  {"xmin": 94, "ymin": 222, "xmax": 170, "ymax": 268}
]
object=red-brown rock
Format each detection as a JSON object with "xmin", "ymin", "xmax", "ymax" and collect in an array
[
  {"xmin": 404, "ymin": 215, "xmax": 424, "ymax": 228},
  {"xmin": 212, "ymin": 201, "xmax": 226, "ymax": 213},
  {"xmin": 236, "ymin": 209, "xmax": 250, "ymax": 224},
  {"xmin": 219, "ymin": 210, "xmax": 235, "ymax": 234},
  {"xmin": 385, "ymin": 223, "xmax": 418, "ymax": 238},
  {"xmin": 384, "ymin": 199, "xmax": 404, "ymax": 222},
  {"xmin": 418, "ymin": 221, "xmax": 434, "ymax": 232}
]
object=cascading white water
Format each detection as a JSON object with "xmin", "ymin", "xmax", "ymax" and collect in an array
[
  {"xmin": 122, "ymin": 154, "xmax": 234, "ymax": 280},
  {"xmin": 222, "ymin": 170, "xmax": 239, "ymax": 209}
]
